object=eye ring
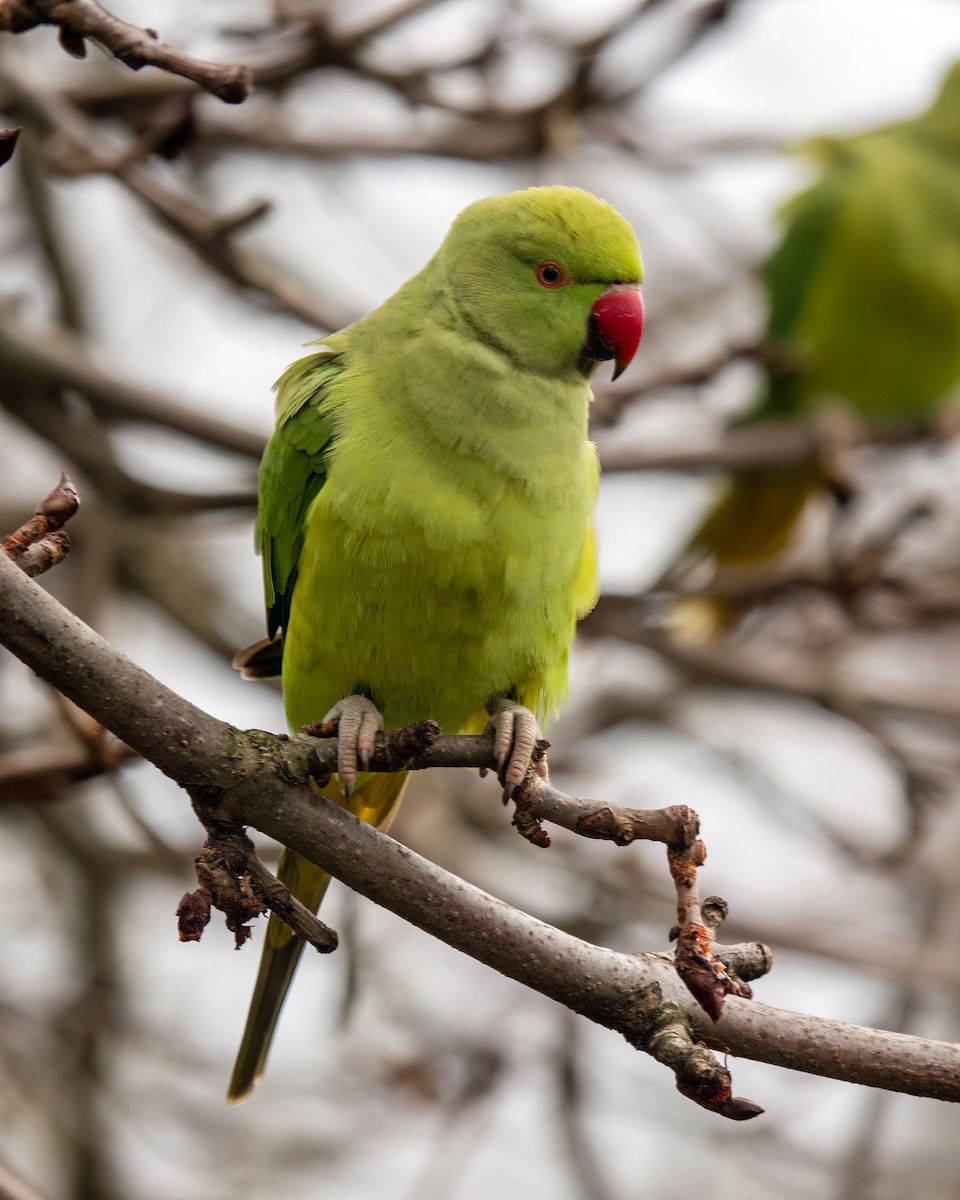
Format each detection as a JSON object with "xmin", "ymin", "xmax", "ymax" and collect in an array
[{"xmin": 535, "ymin": 261, "xmax": 566, "ymax": 288}]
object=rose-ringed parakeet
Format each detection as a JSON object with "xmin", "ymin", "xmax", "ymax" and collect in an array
[
  {"xmin": 679, "ymin": 60, "xmax": 960, "ymax": 627},
  {"xmin": 227, "ymin": 186, "xmax": 644, "ymax": 1103}
]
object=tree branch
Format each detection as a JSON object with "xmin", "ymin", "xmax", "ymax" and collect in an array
[
  {"xmin": 595, "ymin": 413, "xmax": 942, "ymax": 474},
  {"xmin": 0, "ymin": 0, "xmax": 251, "ymax": 103},
  {"xmin": 2, "ymin": 544, "xmax": 960, "ymax": 1113},
  {"xmin": 1, "ymin": 470, "xmax": 77, "ymax": 576},
  {"xmin": 0, "ymin": 123, "xmax": 18, "ymax": 165},
  {"xmin": 0, "ymin": 728, "xmax": 135, "ymax": 804},
  {"xmin": 177, "ymin": 826, "xmax": 338, "ymax": 953},
  {"xmin": 0, "ymin": 62, "xmax": 350, "ymax": 332},
  {"xmin": 584, "ymin": 596, "xmax": 960, "ymax": 721},
  {"xmin": 0, "ymin": 314, "xmax": 264, "ymax": 458}
]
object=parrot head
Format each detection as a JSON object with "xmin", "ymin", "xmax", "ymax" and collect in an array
[{"xmin": 441, "ymin": 186, "xmax": 644, "ymax": 380}]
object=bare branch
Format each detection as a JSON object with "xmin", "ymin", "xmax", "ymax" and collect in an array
[
  {"xmin": 0, "ymin": 315, "xmax": 264, "ymax": 457},
  {"xmin": 197, "ymin": 107, "xmax": 543, "ymax": 164},
  {"xmin": 0, "ymin": 733, "xmax": 136, "ymax": 803},
  {"xmin": 596, "ymin": 413, "xmax": 942, "ymax": 475},
  {"xmin": 14, "ymin": 129, "xmax": 86, "ymax": 330},
  {"xmin": 584, "ymin": 596, "xmax": 960, "ymax": 721},
  {"xmin": 3, "ymin": 384, "xmax": 257, "ymax": 520},
  {"xmin": 0, "ymin": 0, "xmax": 251, "ymax": 103},
  {"xmin": 602, "ymin": 0, "xmax": 745, "ymax": 107},
  {"xmin": 1, "ymin": 471, "xmax": 77, "ymax": 576},
  {"xmin": 592, "ymin": 340, "xmax": 764, "ymax": 426},
  {"xmin": 178, "ymin": 826, "xmax": 338, "ymax": 953},
  {"xmin": 0, "ymin": 123, "xmax": 19, "ymax": 165},
  {"xmin": 0, "ymin": 62, "xmax": 351, "ymax": 332},
  {"xmin": 1, "ymin": 546, "xmax": 959, "ymax": 1111}
]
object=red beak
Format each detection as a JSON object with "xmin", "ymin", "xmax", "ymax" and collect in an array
[{"xmin": 589, "ymin": 286, "xmax": 644, "ymax": 380}]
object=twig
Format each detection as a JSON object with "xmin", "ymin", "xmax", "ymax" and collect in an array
[
  {"xmin": 15, "ymin": 130, "xmax": 86, "ymax": 330},
  {"xmin": 591, "ymin": 340, "xmax": 763, "ymax": 426},
  {"xmin": 595, "ymin": 413, "xmax": 941, "ymax": 475},
  {"xmin": 1, "ymin": 549, "xmax": 959, "ymax": 1111},
  {"xmin": 0, "ymin": 735, "xmax": 136, "ymax": 804},
  {"xmin": 508, "ymin": 780, "xmax": 700, "ymax": 849},
  {"xmin": 554, "ymin": 1012, "xmax": 619, "ymax": 1200},
  {"xmin": 309, "ymin": 718, "xmax": 710, "ymax": 855},
  {"xmin": 583, "ymin": 595, "xmax": 960, "ymax": 722},
  {"xmin": 0, "ymin": 62, "xmax": 350, "ymax": 332},
  {"xmin": 0, "ymin": 124, "xmax": 19, "ymax": 165},
  {"xmin": 197, "ymin": 107, "xmax": 544, "ymax": 164},
  {"xmin": 2, "ymin": 12, "xmax": 447, "ymax": 114},
  {"xmin": 1, "ymin": 471, "xmax": 77, "ymax": 576},
  {"xmin": 0, "ymin": 315, "xmax": 264, "ymax": 457},
  {"xmin": 178, "ymin": 826, "xmax": 338, "ymax": 952},
  {"xmin": 0, "ymin": 0, "xmax": 251, "ymax": 103},
  {"xmin": 667, "ymin": 842, "xmax": 741, "ymax": 1023},
  {"xmin": 313, "ymin": 724, "xmax": 745, "ymax": 1022},
  {"xmin": 4, "ymin": 384, "xmax": 257, "ymax": 519}
]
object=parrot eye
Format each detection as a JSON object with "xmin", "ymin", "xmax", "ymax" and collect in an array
[{"xmin": 535, "ymin": 261, "xmax": 566, "ymax": 288}]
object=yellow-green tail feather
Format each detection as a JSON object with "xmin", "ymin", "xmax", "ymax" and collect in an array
[{"xmin": 227, "ymin": 769, "xmax": 409, "ymax": 1104}]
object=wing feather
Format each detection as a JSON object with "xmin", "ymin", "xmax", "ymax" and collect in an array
[{"xmin": 256, "ymin": 350, "xmax": 343, "ymax": 643}]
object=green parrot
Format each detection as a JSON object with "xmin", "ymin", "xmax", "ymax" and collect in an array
[
  {"xmin": 679, "ymin": 60, "xmax": 960, "ymax": 628},
  {"xmin": 227, "ymin": 186, "xmax": 644, "ymax": 1103}
]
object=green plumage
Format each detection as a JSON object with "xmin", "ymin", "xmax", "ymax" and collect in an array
[
  {"xmin": 763, "ymin": 60, "xmax": 960, "ymax": 420},
  {"xmin": 686, "ymin": 61, "xmax": 960, "ymax": 585},
  {"xmin": 228, "ymin": 186, "xmax": 642, "ymax": 1101}
]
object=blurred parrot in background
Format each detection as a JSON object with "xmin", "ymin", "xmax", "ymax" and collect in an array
[
  {"xmin": 227, "ymin": 186, "xmax": 644, "ymax": 1103},
  {"xmin": 677, "ymin": 59, "xmax": 960, "ymax": 630}
]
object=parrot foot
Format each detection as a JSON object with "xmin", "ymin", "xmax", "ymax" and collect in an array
[
  {"xmin": 485, "ymin": 699, "xmax": 549, "ymax": 796},
  {"xmin": 321, "ymin": 694, "xmax": 384, "ymax": 797}
]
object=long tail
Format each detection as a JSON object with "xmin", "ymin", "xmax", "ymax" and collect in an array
[
  {"xmin": 226, "ymin": 769, "xmax": 409, "ymax": 1104},
  {"xmin": 672, "ymin": 465, "xmax": 817, "ymax": 638}
]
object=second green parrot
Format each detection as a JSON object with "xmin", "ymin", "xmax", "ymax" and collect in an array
[
  {"xmin": 227, "ymin": 186, "xmax": 644, "ymax": 1102},
  {"xmin": 680, "ymin": 60, "xmax": 960, "ymax": 627}
]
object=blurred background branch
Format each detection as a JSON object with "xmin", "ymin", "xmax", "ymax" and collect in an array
[
  {"xmin": 5, "ymin": 542, "xmax": 960, "ymax": 1122},
  {"xmin": 0, "ymin": 0, "xmax": 252, "ymax": 102}
]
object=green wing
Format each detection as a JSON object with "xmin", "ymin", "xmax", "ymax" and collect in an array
[{"xmin": 257, "ymin": 350, "xmax": 343, "ymax": 643}]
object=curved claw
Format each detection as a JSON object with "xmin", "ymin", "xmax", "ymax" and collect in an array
[
  {"xmin": 322, "ymin": 694, "xmax": 384, "ymax": 796},
  {"xmin": 485, "ymin": 699, "xmax": 547, "ymax": 793}
]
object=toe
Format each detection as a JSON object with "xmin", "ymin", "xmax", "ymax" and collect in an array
[
  {"xmin": 356, "ymin": 706, "xmax": 383, "ymax": 769},
  {"xmin": 505, "ymin": 709, "xmax": 539, "ymax": 788},
  {"xmin": 321, "ymin": 695, "xmax": 384, "ymax": 798},
  {"xmin": 492, "ymin": 709, "xmax": 515, "ymax": 774},
  {"xmin": 486, "ymin": 699, "xmax": 546, "ymax": 792},
  {"xmin": 336, "ymin": 708, "xmax": 361, "ymax": 796}
]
